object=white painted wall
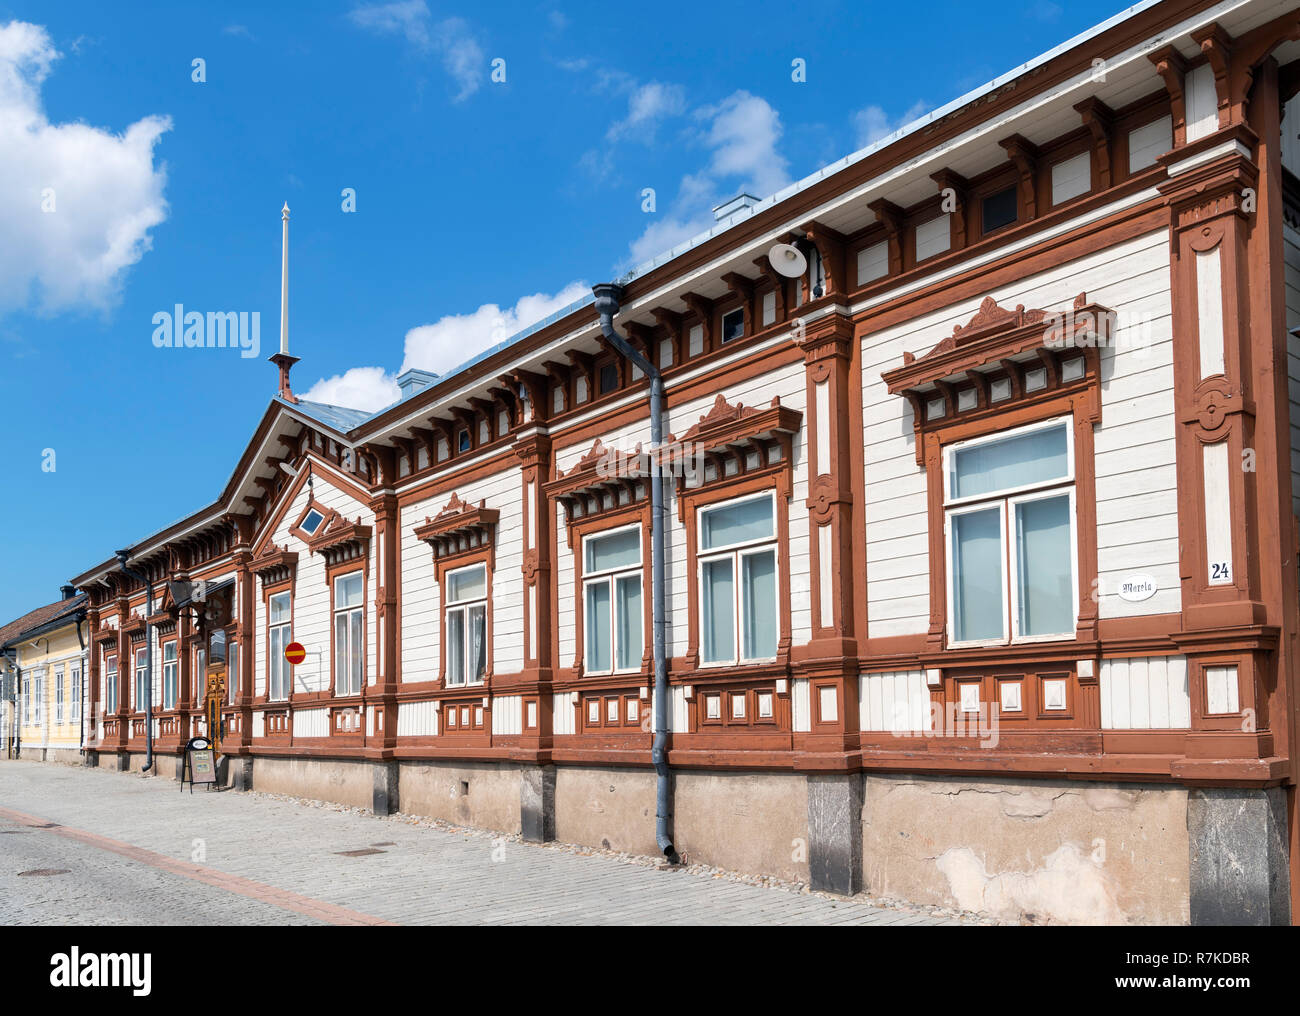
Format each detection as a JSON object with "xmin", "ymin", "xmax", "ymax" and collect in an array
[{"xmin": 861, "ymin": 229, "xmax": 1179, "ymax": 640}]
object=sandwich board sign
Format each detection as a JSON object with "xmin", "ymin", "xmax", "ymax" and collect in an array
[{"xmin": 180, "ymin": 736, "xmax": 218, "ymax": 793}]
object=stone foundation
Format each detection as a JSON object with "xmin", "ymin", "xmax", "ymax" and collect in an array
[{"xmin": 860, "ymin": 773, "xmax": 1191, "ymax": 925}]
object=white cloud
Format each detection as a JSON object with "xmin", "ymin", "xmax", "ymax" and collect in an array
[
  {"xmin": 348, "ymin": 1, "xmax": 484, "ymax": 102},
  {"xmin": 852, "ymin": 100, "xmax": 928, "ymax": 149},
  {"xmin": 606, "ymin": 81, "xmax": 686, "ymax": 143},
  {"xmin": 301, "ymin": 366, "xmax": 400, "ymax": 414},
  {"xmin": 0, "ymin": 20, "xmax": 170, "ymax": 315},
  {"xmin": 625, "ymin": 90, "xmax": 789, "ymax": 267},
  {"xmin": 301, "ymin": 281, "xmax": 590, "ymax": 413}
]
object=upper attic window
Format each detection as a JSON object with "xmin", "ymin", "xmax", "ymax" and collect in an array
[
  {"xmin": 599, "ymin": 362, "xmax": 619, "ymax": 395},
  {"xmin": 721, "ymin": 308, "xmax": 744, "ymax": 343},
  {"xmin": 982, "ymin": 187, "xmax": 1018, "ymax": 234},
  {"xmin": 300, "ymin": 508, "xmax": 324, "ymax": 535},
  {"xmin": 458, "ymin": 429, "xmax": 471, "ymax": 453}
]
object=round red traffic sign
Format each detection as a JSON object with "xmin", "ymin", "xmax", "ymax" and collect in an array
[{"xmin": 284, "ymin": 642, "xmax": 307, "ymax": 666}]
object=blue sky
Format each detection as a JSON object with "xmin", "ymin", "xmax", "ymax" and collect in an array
[{"xmin": 0, "ymin": 0, "xmax": 1130, "ymax": 621}]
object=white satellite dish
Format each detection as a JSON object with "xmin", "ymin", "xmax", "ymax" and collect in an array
[{"xmin": 768, "ymin": 242, "xmax": 807, "ymax": 279}]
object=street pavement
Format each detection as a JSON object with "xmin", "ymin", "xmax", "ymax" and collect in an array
[{"xmin": 0, "ymin": 760, "xmax": 965, "ymax": 926}]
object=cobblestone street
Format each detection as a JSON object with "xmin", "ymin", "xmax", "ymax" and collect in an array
[{"xmin": 0, "ymin": 761, "xmax": 966, "ymax": 926}]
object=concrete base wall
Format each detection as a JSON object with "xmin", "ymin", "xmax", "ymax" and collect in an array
[
  {"xmin": 252, "ymin": 756, "xmax": 374, "ymax": 809},
  {"xmin": 398, "ymin": 760, "xmax": 523, "ymax": 832},
  {"xmin": 861, "ymin": 773, "xmax": 1190, "ymax": 925}
]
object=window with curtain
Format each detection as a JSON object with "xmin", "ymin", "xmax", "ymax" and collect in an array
[
  {"xmin": 582, "ymin": 527, "xmax": 643, "ymax": 674},
  {"xmin": 104, "ymin": 654, "xmax": 117, "ymax": 713},
  {"xmin": 333, "ymin": 572, "xmax": 365, "ymax": 696},
  {"xmin": 162, "ymin": 642, "xmax": 178, "ymax": 709},
  {"xmin": 698, "ymin": 492, "xmax": 779, "ymax": 665},
  {"xmin": 135, "ymin": 648, "xmax": 148, "ymax": 711},
  {"xmin": 268, "ymin": 590, "xmax": 292, "ymax": 701},
  {"xmin": 944, "ymin": 417, "xmax": 1076, "ymax": 644},
  {"xmin": 444, "ymin": 563, "xmax": 488, "ymax": 686}
]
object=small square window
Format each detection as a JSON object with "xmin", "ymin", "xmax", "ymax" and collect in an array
[
  {"xmin": 982, "ymin": 186, "xmax": 1018, "ymax": 233},
  {"xmin": 457, "ymin": 429, "xmax": 471, "ymax": 453},
  {"xmin": 300, "ymin": 508, "xmax": 324, "ymax": 534},
  {"xmin": 721, "ymin": 308, "xmax": 745, "ymax": 343},
  {"xmin": 599, "ymin": 362, "xmax": 619, "ymax": 395}
]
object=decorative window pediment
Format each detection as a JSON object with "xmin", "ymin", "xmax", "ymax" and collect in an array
[
  {"xmin": 882, "ymin": 292, "xmax": 1111, "ymax": 463},
  {"xmin": 413, "ymin": 493, "xmax": 500, "ymax": 562},
  {"xmin": 253, "ymin": 541, "xmax": 299, "ymax": 585},
  {"xmin": 544, "ymin": 439, "xmax": 651, "ymax": 529},
  {"xmin": 305, "ymin": 510, "xmax": 372, "ymax": 565}
]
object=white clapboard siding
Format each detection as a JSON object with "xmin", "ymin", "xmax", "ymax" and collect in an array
[
  {"xmin": 554, "ymin": 358, "xmax": 809, "ymax": 657},
  {"xmin": 1184, "ymin": 63, "xmax": 1218, "ymax": 143},
  {"xmin": 1204, "ymin": 665, "xmax": 1240, "ymax": 715},
  {"xmin": 791, "ymin": 678, "xmax": 811, "ymax": 732},
  {"xmin": 1128, "ymin": 115, "xmax": 1172, "ymax": 173},
  {"xmin": 552, "ymin": 691, "xmax": 578, "ymax": 736},
  {"xmin": 1099, "ymin": 655, "xmax": 1190, "ymax": 729},
  {"xmin": 399, "ymin": 462, "xmax": 524, "ymax": 683},
  {"xmin": 491, "ymin": 694, "xmax": 523, "ymax": 735},
  {"xmin": 397, "ymin": 699, "xmax": 439, "ymax": 736},
  {"xmin": 860, "ymin": 670, "xmax": 932, "ymax": 732},
  {"xmin": 915, "ymin": 214, "xmax": 951, "ymax": 262},
  {"xmin": 259, "ymin": 470, "xmax": 375, "ymax": 699},
  {"xmin": 862, "ymin": 229, "xmax": 1178, "ymax": 639},
  {"xmin": 858, "ymin": 240, "xmax": 889, "ymax": 286},
  {"xmin": 1051, "ymin": 152, "xmax": 1091, "ymax": 205},
  {"xmin": 292, "ymin": 707, "xmax": 329, "ymax": 738}
]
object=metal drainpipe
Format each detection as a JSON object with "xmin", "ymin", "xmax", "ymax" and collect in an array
[
  {"xmin": 592, "ymin": 282, "xmax": 679, "ymax": 864},
  {"xmin": 116, "ymin": 551, "xmax": 154, "ymax": 773},
  {"xmin": 75, "ymin": 612, "xmax": 86, "ymax": 755}
]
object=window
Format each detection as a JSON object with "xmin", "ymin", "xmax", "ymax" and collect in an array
[
  {"xmin": 55, "ymin": 666, "xmax": 65, "ymax": 723},
  {"xmin": 105, "ymin": 654, "xmax": 117, "ymax": 713},
  {"xmin": 598, "ymin": 361, "xmax": 619, "ymax": 395},
  {"xmin": 583, "ymin": 527, "xmax": 643, "ymax": 674},
  {"xmin": 333, "ymin": 572, "xmax": 364, "ymax": 696},
  {"xmin": 982, "ymin": 186, "xmax": 1018, "ymax": 233},
  {"xmin": 228, "ymin": 642, "xmax": 239, "ymax": 705},
  {"xmin": 162, "ymin": 642, "xmax": 178, "ymax": 709},
  {"xmin": 71, "ymin": 668, "xmax": 81, "ymax": 723},
  {"xmin": 135, "ymin": 648, "xmax": 148, "ymax": 711},
  {"xmin": 445, "ymin": 563, "xmax": 488, "ymax": 685},
  {"xmin": 457, "ymin": 429, "xmax": 471, "ymax": 453},
  {"xmin": 721, "ymin": 308, "xmax": 745, "ymax": 343},
  {"xmin": 698, "ymin": 493, "xmax": 779, "ymax": 665},
  {"xmin": 33, "ymin": 672, "xmax": 43, "ymax": 725},
  {"xmin": 194, "ymin": 647, "xmax": 205, "ymax": 702},
  {"xmin": 944, "ymin": 417, "xmax": 1076, "ymax": 645},
  {"xmin": 300, "ymin": 508, "xmax": 324, "ymax": 535},
  {"xmin": 268, "ymin": 590, "xmax": 292, "ymax": 701},
  {"xmin": 22, "ymin": 674, "xmax": 29, "ymax": 724}
]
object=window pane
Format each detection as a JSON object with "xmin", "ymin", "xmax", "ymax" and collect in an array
[
  {"xmin": 950, "ymin": 423, "xmax": 1068, "ymax": 500},
  {"xmin": 163, "ymin": 642, "xmax": 177, "ymax": 662},
  {"xmin": 468, "ymin": 605, "xmax": 487, "ymax": 681},
  {"xmin": 585, "ymin": 528, "xmax": 641, "ymax": 572},
  {"xmin": 585, "ymin": 581, "xmax": 612, "ymax": 672},
  {"xmin": 701, "ymin": 557, "xmax": 736, "ymax": 663},
  {"xmin": 228, "ymin": 643, "xmax": 239, "ymax": 704},
  {"xmin": 349, "ymin": 610, "xmax": 363, "ymax": 693},
  {"xmin": 1016, "ymin": 494, "xmax": 1074, "ymax": 637},
  {"xmin": 951, "ymin": 507, "xmax": 1005, "ymax": 642},
  {"xmin": 447, "ymin": 564, "xmax": 487, "ymax": 603},
  {"xmin": 615, "ymin": 574, "xmax": 642, "ymax": 671},
  {"xmin": 269, "ymin": 592, "xmax": 291, "ymax": 623},
  {"xmin": 982, "ymin": 186, "xmax": 1017, "ymax": 232},
  {"xmin": 334, "ymin": 614, "xmax": 348, "ymax": 690},
  {"xmin": 336, "ymin": 572, "xmax": 364, "ymax": 609},
  {"xmin": 701, "ymin": 496, "xmax": 774, "ymax": 550},
  {"xmin": 741, "ymin": 549, "xmax": 777, "ymax": 660},
  {"xmin": 447, "ymin": 608, "xmax": 465, "ymax": 684},
  {"xmin": 301, "ymin": 509, "xmax": 323, "ymax": 534}
]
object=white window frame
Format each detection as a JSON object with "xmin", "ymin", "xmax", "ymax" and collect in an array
[
  {"xmin": 942, "ymin": 416, "xmax": 1078, "ymax": 648},
  {"xmin": 104, "ymin": 654, "xmax": 117, "ymax": 713},
  {"xmin": 444, "ymin": 562, "xmax": 488, "ymax": 687},
  {"xmin": 333, "ymin": 572, "xmax": 365, "ymax": 697},
  {"xmin": 135, "ymin": 648, "xmax": 148, "ymax": 712},
  {"xmin": 268, "ymin": 590, "xmax": 292, "ymax": 702},
  {"xmin": 581, "ymin": 524, "xmax": 644, "ymax": 676},
  {"xmin": 55, "ymin": 665, "xmax": 65, "ymax": 723},
  {"xmin": 162, "ymin": 641, "xmax": 178, "ymax": 710},
  {"xmin": 720, "ymin": 307, "xmax": 745, "ymax": 343},
  {"xmin": 71, "ymin": 667, "xmax": 81, "ymax": 723},
  {"xmin": 696, "ymin": 491, "xmax": 781, "ymax": 668}
]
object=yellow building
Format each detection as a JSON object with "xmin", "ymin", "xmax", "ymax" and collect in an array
[{"xmin": 0, "ymin": 587, "xmax": 87, "ymax": 763}]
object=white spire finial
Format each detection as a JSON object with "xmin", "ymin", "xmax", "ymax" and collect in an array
[{"xmin": 279, "ymin": 203, "xmax": 290, "ymax": 355}]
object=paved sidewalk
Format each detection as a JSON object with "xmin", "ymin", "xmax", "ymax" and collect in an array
[{"xmin": 0, "ymin": 760, "xmax": 966, "ymax": 926}]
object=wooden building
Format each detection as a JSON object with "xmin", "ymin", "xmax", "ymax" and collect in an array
[
  {"xmin": 68, "ymin": 0, "xmax": 1300, "ymax": 924},
  {"xmin": 0, "ymin": 588, "xmax": 89, "ymax": 763}
]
